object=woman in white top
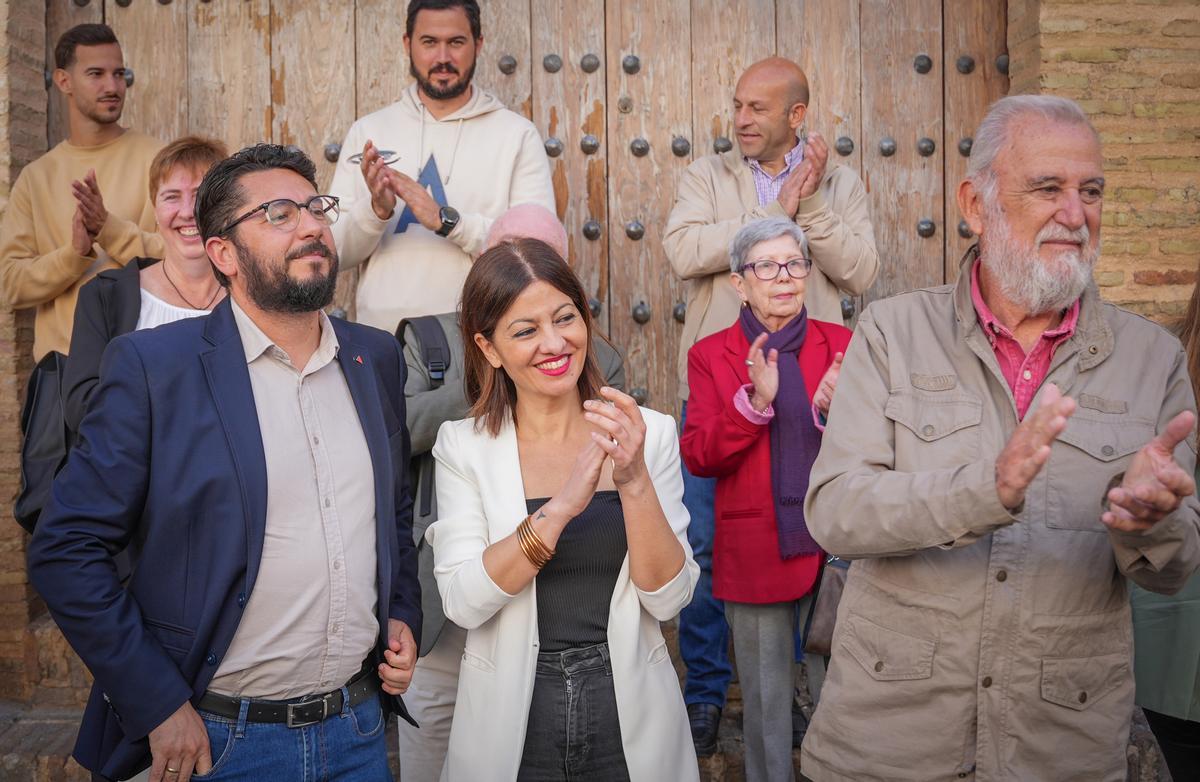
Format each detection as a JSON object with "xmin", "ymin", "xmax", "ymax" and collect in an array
[
  {"xmin": 427, "ymin": 238, "xmax": 700, "ymax": 781},
  {"xmin": 64, "ymin": 136, "xmax": 228, "ymax": 435}
]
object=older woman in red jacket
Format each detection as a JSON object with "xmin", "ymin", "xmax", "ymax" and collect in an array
[{"xmin": 680, "ymin": 217, "xmax": 850, "ymax": 782}]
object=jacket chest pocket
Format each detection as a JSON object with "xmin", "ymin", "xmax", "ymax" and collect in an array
[
  {"xmin": 885, "ymin": 389, "xmax": 983, "ymax": 469},
  {"xmin": 1045, "ymin": 414, "xmax": 1153, "ymax": 532}
]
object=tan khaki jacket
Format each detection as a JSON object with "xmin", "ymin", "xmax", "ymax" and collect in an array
[
  {"xmin": 802, "ymin": 249, "xmax": 1200, "ymax": 782},
  {"xmin": 663, "ymin": 150, "xmax": 879, "ymax": 400}
]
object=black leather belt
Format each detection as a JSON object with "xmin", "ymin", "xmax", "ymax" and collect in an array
[{"xmin": 198, "ymin": 667, "xmax": 380, "ymax": 728}]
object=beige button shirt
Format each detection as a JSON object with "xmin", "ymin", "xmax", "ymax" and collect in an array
[{"xmin": 208, "ymin": 300, "xmax": 378, "ymax": 700}]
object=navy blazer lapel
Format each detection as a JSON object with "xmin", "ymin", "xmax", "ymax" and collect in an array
[
  {"xmin": 200, "ymin": 300, "xmax": 269, "ymax": 590},
  {"xmin": 334, "ymin": 327, "xmax": 394, "ymax": 626}
]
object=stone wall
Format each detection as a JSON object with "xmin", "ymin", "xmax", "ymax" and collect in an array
[{"xmin": 1009, "ymin": 0, "xmax": 1200, "ymax": 323}]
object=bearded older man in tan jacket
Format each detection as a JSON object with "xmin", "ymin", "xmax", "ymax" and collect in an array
[
  {"xmin": 663, "ymin": 57, "xmax": 879, "ymax": 753},
  {"xmin": 803, "ymin": 95, "xmax": 1200, "ymax": 782}
]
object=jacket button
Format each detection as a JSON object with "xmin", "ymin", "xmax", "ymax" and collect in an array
[
  {"xmin": 206, "ymin": 652, "xmax": 218, "ymax": 666},
  {"xmin": 921, "ymin": 424, "xmax": 935, "ymax": 437},
  {"xmin": 1089, "ymin": 345, "xmax": 1099, "ymax": 355},
  {"xmin": 237, "ymin": 592, "xmax": 247, "ymax": 608},
  {"xmin": 1078, "ymin": 691, "xmax": 1087, "ymax": 703},
  {"xmin": 874, "ymin": 661, "xmax": 884, "ymax": 672},
  {"xmin": 982, "ymin": 676, "xmax": 993, "ymax": 688},
  {"xmin": 996, "ymin": 570, "xmax": 1007, "ymax": 582},
  {"xmin": 958, "ymin": 774, "xmax": 968, "ymax": 779},
  {"xmin": 1101, "ymin": 445, "xmax": 1114, "ymax": 456}
]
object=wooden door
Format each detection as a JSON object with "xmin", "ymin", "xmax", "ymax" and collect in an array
[{"xmin": 42, "ymin": 0, "xmax": 1007, "ymax": 416}]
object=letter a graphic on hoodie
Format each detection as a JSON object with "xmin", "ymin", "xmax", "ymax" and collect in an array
[{"xmin": 394, "ymin": 156, "xmax": 448, "ymax": 235}]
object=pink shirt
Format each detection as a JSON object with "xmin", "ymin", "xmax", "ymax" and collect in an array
[{"xmin": 970, "ymin": 261, "xmax": 1080, "ymax": 420}]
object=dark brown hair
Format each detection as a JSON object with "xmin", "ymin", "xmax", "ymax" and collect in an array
[
  {"xmin": 55, "ymin": 23, "xmax": 118, "ymax": 70},
  {"xmin": 148, "ymin": 136, "xmax": 228, "ymax": 202},
  {"xmin": 460, "ymin": 239, "xmax": 603, "ymax": 436}
]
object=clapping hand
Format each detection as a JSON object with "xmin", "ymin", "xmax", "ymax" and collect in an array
[
  {"xmin": 71, "ymin": 170, "xmax": 107, "ymax": 238},
  {"xmin": 359, "ymin": 140, "xmax": 397, "ymax": 221},
  {"xmin": 583, "ymin": 387, "xmax": 649, "ymax": 487},
  {"xmin": 813, "ymin": 351, "xmax": 844, "ymax": 416},
  {"xmin": 746, "ymin": 332, "xmax": 779, "ymax": 413},
  {"xmin": 994, "ymin": 384, "xmax": 1076, "ymax": 510},
  {"xmin": 1103, "ymin": 411, "xmax": 1197, "ymax": 532}
]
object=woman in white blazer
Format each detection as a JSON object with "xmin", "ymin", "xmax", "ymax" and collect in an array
[{"xmin": 426, "ymin": 238, "xmax": 701, "ymax": 781}]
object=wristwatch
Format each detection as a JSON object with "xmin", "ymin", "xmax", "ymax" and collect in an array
[{"xmin": 435, "ymin": 206, "xmax": 460, "ymax": 237}]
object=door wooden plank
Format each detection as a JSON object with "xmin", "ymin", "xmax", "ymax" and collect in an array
[
  {"xmin": 355, "ymin": 0, "xmax": 411, "ymax": 117},
  {"xmin": 860, "ymin": 0, "xmax": 943, "ymax": 300},
  {"xmin": 690, "ymin": 0, "xmax": 774, "ymax": 159},
  {"xmin": 188, "ymin": 0, "xmax": 272, "ymax": 151},
  {"xmin": 270, "ymin": 0, "xmax": 356, "ymax": 190},
  {"xmin": 531, "ymin": 0, "xmax": 608, "ymax": 333},
  {"xmin": 605, "ymin": 0, "xmax": 691, "ymax": 414},
  {"xmin": 943, "ymin": 1, "xmax": 1009, "ymax": 280},
  {"xmin": 777, "ymin": 0, "xmax": 862, "ymax": 178},
  {"xmin": 476, "ymin": 0, "xmax": 532, "ymax": 117},
  {"xmin": 107, "ymin": 0, "xmax": 188, "ymax": 144},
  {"xmin": 47, "ymin": 0, "xmax": 103, "ymax": 146}
]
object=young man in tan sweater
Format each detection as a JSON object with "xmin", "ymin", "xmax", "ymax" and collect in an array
[{"xmin": 0, "ymin": 23, "xmax": 163, "ymax": 360}]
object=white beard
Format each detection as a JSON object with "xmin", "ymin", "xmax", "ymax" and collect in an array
[{"xmin": 978, "ymin": 200, "xmax": 1098, "ymax": 316}]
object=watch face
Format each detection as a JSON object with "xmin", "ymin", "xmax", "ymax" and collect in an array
[{"xmin": 437, "ymin": 206, "xmax": 460, "ymax": 236}]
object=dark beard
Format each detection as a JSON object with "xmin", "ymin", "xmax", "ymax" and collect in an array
[
  {"xmin": 233, "ymin": 237, "xmax": 339, "ymax": 314},
  {"xmin": 411, "ymin": 58, "xmax": 476, "ymax": 101}
]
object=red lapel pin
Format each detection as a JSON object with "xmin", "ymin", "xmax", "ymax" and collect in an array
[{"xmin": 354, "ymin": 355, "xmax": 364, "ymax": 364}]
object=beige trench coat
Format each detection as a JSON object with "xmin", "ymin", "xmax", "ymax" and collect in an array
[
  {"xmin": 662, "ymin": 150, "xmax": 879, "ymax": 401},
  {"xmin": 802, "ymin": 249, "xmax": 1200, "ymax": 782}
]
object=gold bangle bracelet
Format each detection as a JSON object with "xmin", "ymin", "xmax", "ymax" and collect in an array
[{"xmin": 516, "ymin": 515, "xmax": 554, "ymax": 569}]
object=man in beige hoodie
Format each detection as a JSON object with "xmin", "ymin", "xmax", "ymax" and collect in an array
[
  {"xmin": 662, "ymin": 56, "xmax": 879, "ymax": 755},
  {"xmin": 329, "ymin": 0, "xmax": 554, "ymax": 334},
  {"xmin": 0, "ymin": 23, "xmax": 162, "ymax": 360}
]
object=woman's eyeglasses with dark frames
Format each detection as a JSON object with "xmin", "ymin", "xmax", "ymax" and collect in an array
[
  {"xmin": 739, "ymin": 258, "xmax": 812, "ymax": 281},
  {"xmin": 218, "ymin": 195, "xmax": 341, "ymax": 236}
]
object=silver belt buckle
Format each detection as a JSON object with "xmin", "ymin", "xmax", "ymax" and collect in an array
[{"xmin": 285, "ymin": 692, "xmax": 332, "ymax": 728}]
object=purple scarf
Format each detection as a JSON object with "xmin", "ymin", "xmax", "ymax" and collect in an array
[{"xmin": 739, "ymin": 305, "xmax": 822, "ymax": 559}]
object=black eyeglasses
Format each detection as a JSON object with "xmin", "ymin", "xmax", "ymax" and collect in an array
[
  {"xmin": 739, "ymin": 258, "xmax": 812, "ymax": 281},
  {"xmin": 218, "ymin": 195, "xmax": 340, "ymax": 236}
]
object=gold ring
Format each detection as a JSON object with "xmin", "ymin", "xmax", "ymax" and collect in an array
[{"xmin": 166, "ymin": 769, "xmax": 180, "ymax": 775}]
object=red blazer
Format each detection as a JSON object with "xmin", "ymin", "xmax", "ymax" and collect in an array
[{"xmin": 681, "ymin": 318, "xmax": 852, "ymax": 604}]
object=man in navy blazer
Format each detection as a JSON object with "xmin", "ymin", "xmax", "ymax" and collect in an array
[{"xmin": 28, "ymin": 144, "xmax": 421, "ymax": 782}]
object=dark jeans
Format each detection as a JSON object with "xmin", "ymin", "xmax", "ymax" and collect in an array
[
  {"xmin": 1144, "ymin": 708, "xmax": 1200, "ymax": 782},
  {"xmin": 678, "ymin": 403, "xmax": 733, "ymax": 709},
  {"xmin": 519, "ymin": 642, "xmax": 630, "ymax": 781}
]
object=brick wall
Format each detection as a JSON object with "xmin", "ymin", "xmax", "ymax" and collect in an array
[
  {"xmin": 1008, "ymin": 0, "xmax": 1200, "ymax": 323},
  {"xmin": 0, "ymin": 0, "xmax": 43, "ymax": 702}
]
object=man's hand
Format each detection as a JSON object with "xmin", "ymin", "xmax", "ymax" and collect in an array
[
  {"xmin": 148, "ymin": 701, "xmax": 211, "ymax": 782},
  {"xmin": 359, "ymin": 140, "xmax": 397, "ymax": 221},
  {"xmin": 776, "ymin": 132, "xmax": 829, "ymax": 216},
  {"xmin": 1103, "ymin": 410, "xmax": 1197, "ymax": 532},
  {"xmin": 390, "ymin": 173, "xmax": 442, "ymax": 232},
  {"xmin": 71, "ymin": 169, "xmax": 109, "ymax": 238},
  {"xmin": 379, "ymin": 619, "xmax": 417, "ymax": 696},
  {"xmin": 995, "ymin": 384, "xmax": 1076, "ymax": 510},
  {"xmin": 813, "ymin": 351, "xmax": 844, "ymax": 416},
  {"xmin": 71, "ymin": 207, "xmax": 94, "ymax": 257}
]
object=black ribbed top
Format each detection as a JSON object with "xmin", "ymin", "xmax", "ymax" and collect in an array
[{"xmin": 526, "ymin": 491, "xmax": 628, "ymax": 653}]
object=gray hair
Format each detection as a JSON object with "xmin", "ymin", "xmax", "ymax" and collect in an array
[
  {"xmin": 729, "ymin": 217, "xmax": 810, "ymax": 274},
  {"xmin": 968, "ymin": 95, "xmax": 1099, "ymax": 199}
]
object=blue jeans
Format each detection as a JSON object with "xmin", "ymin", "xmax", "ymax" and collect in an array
[
  {"xmin": 678, "ymin": 403, "xmax": 732, "ymax": 708},
  {"xmin": 193, "ymin": 691, "xmax": 392, "ymax": 781}
]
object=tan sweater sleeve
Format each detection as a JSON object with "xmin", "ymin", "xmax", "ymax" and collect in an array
[
  {"xmin": 795, "ymin": 166, "xmax": 880, "ymax": 296},
  {"xmin": 94, "ymin": 207, "xmax": 164, "ymax": 263},
  {"xmin": 0, "ymin": 173, "xmax": 95, "ymax": 308},
  {"xmin": 663, "ymin": 161, "xmax": 788, "ymax": 281}
]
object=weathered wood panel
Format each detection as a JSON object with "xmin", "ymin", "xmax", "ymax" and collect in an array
[
  {"xmin": 943, "ymin": 1, "xmax": 1009, "ymax": 281},
  {"xmin": 355, "ymin": 0, "xmax": 411, "ymax": 117},
  {"xmin": 531, "ymin": 0, "xmax": 608, "ymax": 333},
  {"xmin": 269, "ymin": 1, "xmax": 356, "ymax": 190},
  {"xmin": 606, "ymin": 0, "xmax": 691, "ymax": 414},
  {"xmin": 189, "ymin": 0, "xmax": 272, "ymax": 151},
  {"xmin": 778, "ymin": 0, "xmax": 863, "ymax": 178},
  {"xmin": 476, "ymin": 0, "xmax": 532, "ymax": 117},
  {"xmin": 107, "ymin": 0, "xmax": 188, "ymax": 145},
  {"xmin": 690, "ymin": 0, "xmax": 774, "ymax": 159},
  {"xmin": 861, "ymin": 0, "xmax": 944, "ymax": 299},
  {"xmin": 46, "ymin": 0, "xmax": 103, "ymax": 146}
]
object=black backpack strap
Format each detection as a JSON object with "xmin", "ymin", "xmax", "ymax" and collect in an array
[{"xmin": 396, "ymin": 315, "xmax": 452, "ymax": 389}]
